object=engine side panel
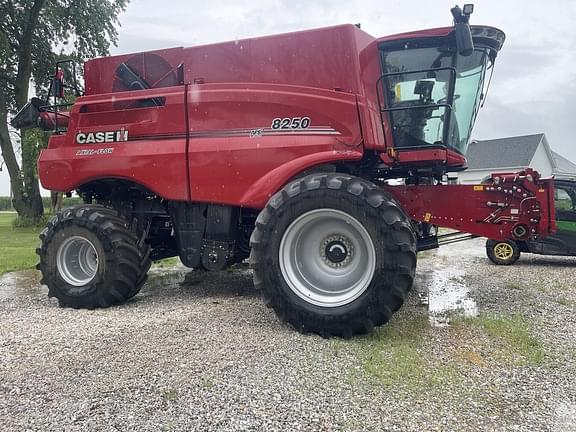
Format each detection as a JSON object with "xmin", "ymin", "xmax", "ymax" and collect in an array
[
  {"xmin": 38, "ymin": 86, "xmax": 189, "ymax": 200},
  {"xmin": 84, "ymin": 25, "xmax": 373, "ymax": 97},
  {"xmin": 186, "ymin": 84, "xmax": 364, "ymax": 208}
]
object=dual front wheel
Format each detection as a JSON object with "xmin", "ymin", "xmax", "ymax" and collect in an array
[{"xmin": 37, "ymin": 205, "xmax": 151, "ymax": 308}]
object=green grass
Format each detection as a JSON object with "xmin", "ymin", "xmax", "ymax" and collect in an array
[
  {"xmin": 456, "ymin": 314, "xmax": 545, "ymax": 366},
  {"xmin": 555, "ymin": 297, "xmax": 575, "ymax": 307},
  {"xmin": 200, "ymin": 375, "xmax": 214, "ymax": 389},
  {"xmin": 0, "ymin": 212, "xmax": 42, "ymax": 276},
  {"xmin": 504, "ymin": 281, "xmax": 522, "ymax": 290},
  {"xmin": 352, "ymin": 311, "xmax": 546, "ymax": 390},
  {"xmin": 161, "ymin": 421, "xmax": 177, "ymax": 431},
  {"xmin": 152, "ymin": 256, "xmax": 180, "ymax": 269},
  {"xmin": 417, "ymin": 250, "xmax": 434, "ymax": 259},
  {"xmin": 354, "ymin": 314, "xmax": 458, "ymax": 388},
  {"xmin": 356, "ymin": 314, "xmax": 428, "ymax": 387},
  {"xmin": 0, "ymin": 211, "xmax": 180, "ymax": 276},
  {"xmin": 161, "ymin": 388, "xmax": 179, "ymax": 401}
]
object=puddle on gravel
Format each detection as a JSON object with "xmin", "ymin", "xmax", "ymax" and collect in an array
[
  {"xmin": 417, "ymin": 239, "xmax": 482, "ymax": 326},
  {"xmin": 424, "ymin": 265, "xmax": 478, "ymax": 326},
  {"xmin": 0, "ymin": 270, "xmax": 43, "ymax": 300}
]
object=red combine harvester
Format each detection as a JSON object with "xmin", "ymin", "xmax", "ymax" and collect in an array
[{"xmin": 13, "ymin": 5, "xmax": 555, "ymax": 336}]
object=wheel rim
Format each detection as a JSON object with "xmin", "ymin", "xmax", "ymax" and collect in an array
[
  {"xmin": 279, "ymin": 208, "xmax": 376, "ymax": 308},
  {"xmin": 494, "ymin": 242, "xmax": 514, "ymax": 260},
  {"xmin": 56, "ymin": 236, "xmax": 99, "ymax": 286}
]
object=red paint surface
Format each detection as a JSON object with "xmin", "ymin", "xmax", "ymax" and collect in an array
[
  {"xmin": 41, "ymin": 25, "xmax": 375, "ymax": 203},
  {"xmin": 38, "ymin": 22, "xmax": 551, "ymax": 242},
  {"xmin": 386, "ymin": 169, "xmax": 556, "ymax": 240}
]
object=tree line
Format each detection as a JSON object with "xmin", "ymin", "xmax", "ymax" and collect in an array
[
  {"xmin": 0, "ymin": 195, "xmax": 83, "ymax": 211},
  {"xmin": 0, "ymin": 0, "xmax": 129, "ymax": 225}
]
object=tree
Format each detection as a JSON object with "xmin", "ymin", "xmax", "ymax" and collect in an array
[{"xmin": 0, "ymin": 0, "xmax": 129, "ymax": 223}]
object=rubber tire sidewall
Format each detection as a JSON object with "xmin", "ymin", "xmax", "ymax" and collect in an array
[
  {"xmin": 251, "ymin": 174, "xmax": 417, "ymax": 336},
  {"xmin": 486, "ymin": 239, "xmax": 520, "ymax": 265},
  {"xmin": 38, "ymin": 205, "xmax": 150, "ymax": 308}
]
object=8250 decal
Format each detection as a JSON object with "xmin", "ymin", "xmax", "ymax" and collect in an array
[{"xmin": 271, "ymin": 117, "xmax": 311, "ymax": 129}]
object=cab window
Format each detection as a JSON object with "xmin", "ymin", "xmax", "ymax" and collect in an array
[{"xmin": 555, "ymin": 186, "xmax": 576, "ymax": 227}]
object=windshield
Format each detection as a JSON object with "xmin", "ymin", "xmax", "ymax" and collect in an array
[{"xmin": 379, "ymin": 45, "xmax": 489, "ymax": 155}]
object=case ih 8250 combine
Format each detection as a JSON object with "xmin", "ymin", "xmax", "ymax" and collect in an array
[{"xmin": 13, "ymin": 5, "xmax": 556, "ymax": 336}]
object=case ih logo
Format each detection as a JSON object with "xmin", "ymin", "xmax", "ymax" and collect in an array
[{"xmin": 76, "ymin": 128, "xmax": 128, "ymax": 144}]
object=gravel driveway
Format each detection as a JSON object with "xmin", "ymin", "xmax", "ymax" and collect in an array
[{"xmin": 1, "ymin": 238, "xmax": 575, "ymax": 431}]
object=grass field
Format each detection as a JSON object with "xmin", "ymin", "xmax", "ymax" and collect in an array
[
  {"xmin": 0, "ymin": 212, "xmax": 41, "ymax": 276},
  {"xmin": 0, "ymin": 211, "xmax": 176, "ymax": 276}
]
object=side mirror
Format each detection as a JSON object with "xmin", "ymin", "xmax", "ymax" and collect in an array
[
  {"xmin": 454, "ymin": 22, "xmax": 474, "ymax": 56},
  {"xmin": 451, "ymin": 4, "xmax": 475, "ymax": 56}
]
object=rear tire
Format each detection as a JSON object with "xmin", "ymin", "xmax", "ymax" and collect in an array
[
  {"xmin": 250, "ymin": 173, "xmax": 417, "ymax": 337},
  {"xmin": 486, "ymin": 239, "xmax": 520, "ymax": 265},
  {"xmin": 37, "ymin": 205, "xmax": 151, "ymax": 308}
]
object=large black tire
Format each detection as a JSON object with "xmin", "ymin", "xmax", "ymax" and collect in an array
[
  {"xmin": 37, "ymin": 205, "xmax": 151, "ymax": 308},
  {"xmin": 249, "ymin": 173, "xmax": 417, "ymax": 337},
  {"xmin": 486, "ymin": 239, "xmax": 520, "ymax": 265}
]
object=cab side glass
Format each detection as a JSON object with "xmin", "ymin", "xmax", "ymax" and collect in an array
[{"xmin": 554, "ymin": 186, "xmax": 576, "ymax": 231}]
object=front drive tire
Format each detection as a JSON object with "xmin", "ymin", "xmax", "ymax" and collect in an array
[
  {"xmin": 250, "ymin": 174, "xmax": 417, "ymax": 337},
  {"xmin": 486, "ymin": 239, "xmax": 520, "ymax": 265},
  {"xmin": 37, "ymin": 205, "xmax": 151, "ymax": 308}
]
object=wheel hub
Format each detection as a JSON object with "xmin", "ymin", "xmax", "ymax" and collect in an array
[
  {"xmin": 494, "ymin": 242, "xmax": 513, "ymax": 260},
  {"xmin": 320, "ymin": 235, "xmax": 354, "ymax": 268}
]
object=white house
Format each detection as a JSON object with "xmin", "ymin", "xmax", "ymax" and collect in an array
[{"xmin": 457, "ymin": 133, "xmax": 576, "ymax": 184}]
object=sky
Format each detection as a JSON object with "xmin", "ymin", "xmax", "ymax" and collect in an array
[{"xmin": 1, "ymin": 0, "xmax": 575, "ymax": 195}]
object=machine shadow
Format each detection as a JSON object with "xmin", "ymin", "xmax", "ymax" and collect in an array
[
  {"xmin": 510, "ymin": 257, "xmax": 576, "ymax": 268},
  {"xmin": 134, "ymin": 265, "xmax": 260, "ymax": 304}
]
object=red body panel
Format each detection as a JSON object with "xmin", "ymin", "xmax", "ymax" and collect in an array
[
  {"xmin": 387, "ymin": 169, "xmax": 556, "ymax": 241},
  {"xmin": 186, "ymin": 83, "xmax": 362, "ymax": 207},
  {"xmin": 84, "ymin": 25, "xmax": 372, "ymax": 96},
  {"xmin": 39, "ymin": 86, "xmax": 189, "ymax": 200},
  {"xmin": 39, "ymin": 81, "xmax": 363, "ymax": 206},
  {"xmin": 40, "ymin": 25, "xmax": 374, "ymax": 204},
  {"xmin": 40, "ymin": 24, "xmax": 471, "ymax": 200}
]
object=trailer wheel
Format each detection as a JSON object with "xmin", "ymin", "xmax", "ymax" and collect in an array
[
  {"xmin": 486, "ymin": 239, "xmax": 520, "ymax": 265},
  {"xmin": 250, "ymin": 174, "xmax": 417, "ymax": 337},
  {"xmin": 37, "ymin": 205, "xmax": 151, "ymax": 308}
]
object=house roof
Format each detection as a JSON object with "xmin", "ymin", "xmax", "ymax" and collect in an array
[
  {"xmin": 466, "ymin": 133, "xmax": 544, "ymax": 170},
  {"xmin": 552, "ymin": 151, "xmax": 576, "ymax": 175}
]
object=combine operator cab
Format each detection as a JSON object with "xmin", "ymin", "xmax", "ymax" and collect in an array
[{"xmin": 377, "ymin": 5, "xmax": 505, "ymax": 176}]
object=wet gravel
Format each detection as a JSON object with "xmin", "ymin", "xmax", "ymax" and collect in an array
[{"xmin": 0, "ymin": 238, "xmax": 575, "ymax": 431}]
